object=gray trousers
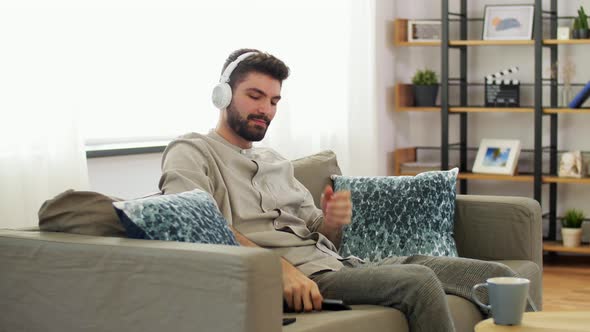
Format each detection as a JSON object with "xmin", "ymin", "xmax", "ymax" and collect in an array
[{"xmin": 310, "ymin": 255, "xmax": 532, "ymax": 332}]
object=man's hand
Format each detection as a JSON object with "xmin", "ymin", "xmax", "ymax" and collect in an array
[
  {"xmin": 281, "ymin": 259, "xmax": 323, "ymax": 312},
  {"xmin": 319, "ymin": 185, "xmax": 352, "ymax": 246},
  {"xmin": 321, "ymin": 185, "xmax": 352, "ymax": 229},
  {"xmin": 231, "ymin": 226, "xmax": 323, "ymax": 312}
]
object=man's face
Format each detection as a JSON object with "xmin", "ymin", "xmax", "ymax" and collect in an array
[{"xmin": 225, "ymin": 72, "xmax": 282, "ymax": 142}]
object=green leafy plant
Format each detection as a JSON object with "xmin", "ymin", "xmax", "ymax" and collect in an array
[
  {"xmin": 412, "ymin": 69, "xmax": 438, "ymax": 86},
  {"xmin": 578, "ymin": 6, "xmax": 589, "ymax": 30},
  {"xmin": 573, "ymin": 17, "xmax": 581, "ymax": 30},
  {"xmin": 562, "ymin": 209, "xmax": 585, "ymax": 228}
]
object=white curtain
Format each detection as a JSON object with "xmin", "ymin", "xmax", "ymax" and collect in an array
[
  {"xmin": 257, "ymin": 0, "xmax": 379, "ymax": 176},
  {"xmin": 0, "ymin": 4, "xmax": 89, "ymax": 229}
]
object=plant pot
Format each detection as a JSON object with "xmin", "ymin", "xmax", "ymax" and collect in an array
[
  {"xmin": 561, "ymin": 227, "xmax": 583, "ymax": 247},
  {"xmin": 574, "ymin": 29, "xmax": 589, "ymax": 39},
  {"xmin": 413, "ymin": 85, "xmax": 439, "ymax": 107}
]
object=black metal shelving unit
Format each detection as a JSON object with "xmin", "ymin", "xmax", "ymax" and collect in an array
[
  {"xmin": 394, "ymin": 1, "xmax": 590, "ymax": 253},
  {"xmin": 544, "ymin": 0, "xmax": 559, "ymax": 242},
  {"xmin": 441, "ymin": 0, "xmax": 469, "ymax": 195},
  {"xmin": 440, "ymin": 0, "xmax": 569, "ymax": 242}
]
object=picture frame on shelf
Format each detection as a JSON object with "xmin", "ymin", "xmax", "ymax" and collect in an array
[
  {"xmin": 557, "ymin": 27, "xmax": 571, "ymax": 40},
  {"xmin": 482, "ymin": 5, "xmax": 535, "ymax": 40},
  {"xmin": 472, "ymin": 139, "xmax": 521, "ymax": 175},
  {"xmin": 407, "ymin": 20, "xmax": 441, "ymax": 42},
  {"xmin": 558, "ymin": 151, "xmax": 584, "ymax": 178}
]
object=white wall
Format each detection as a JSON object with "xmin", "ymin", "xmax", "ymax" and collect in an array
[{"xmin": 376, "ymin": 0, "xmax": 397, "ymax": 175}]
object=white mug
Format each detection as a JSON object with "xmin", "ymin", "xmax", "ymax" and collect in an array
[{"xmin": 472, "ymin": 277, "xmax": 530, "ymax": 325}]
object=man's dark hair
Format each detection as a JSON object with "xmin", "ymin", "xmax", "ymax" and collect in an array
[{"xmin": 221, "ymin": 48, "xmax": 290, "ymax": 89}]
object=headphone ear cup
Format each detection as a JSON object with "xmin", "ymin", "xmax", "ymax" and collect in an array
[{"xmin": 212, "ymin": 83, "xmax": 233, "ymax": 109}]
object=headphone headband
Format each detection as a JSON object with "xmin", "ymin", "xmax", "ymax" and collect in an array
[
  {"xmin": 219, "ymin": 51, "xmax": 257, "ymax": 84},
  {"xmin": 212, "ymin": 51, "xmax": 258, "ymax": 110}
]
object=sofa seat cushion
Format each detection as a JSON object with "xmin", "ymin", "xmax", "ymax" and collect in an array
[
  {"xmin": 447, "ymin": 295, "xmax": 484, "ymax": 332},
  {"xmin": 284, "ymin": 296, "xmax": 485, "ymax": 332},
  {"xmin": 284, "ymin": 305, "xmax": 407, "ymax": 332}
]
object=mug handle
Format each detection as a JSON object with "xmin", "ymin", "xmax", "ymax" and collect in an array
[{"xmin": 472, "ymin": 283, "xmax": 491, "ymax": 312}]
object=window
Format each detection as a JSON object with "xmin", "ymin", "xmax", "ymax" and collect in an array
[{"xmin": 1, "ymin": 0, "xmax": 351, "ymax": 145}]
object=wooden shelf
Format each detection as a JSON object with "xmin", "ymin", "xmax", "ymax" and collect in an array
[
  {"xmin": 397, "ymin": 106, "xmax": 440, "ymax": 112},
  {"xmin": 458, "ymin": 172, "xmax": 534, "ymax": 182},
  {"xmin": 544, "ymin": 108, "xmax": 590, "ymax": 114},
  {"xmin": 394, "ymin": 84, "xmax": 535, "ymax": 113},
  {"xmin": 395, "ymin": 106, "xmax": 536, "ymax": 113},
  {"xmin": 397, "ymin": 172, "xmax": 534, "ymax": 182},
  {"xmin": 393, "ymin": 19, "xmax": 441, "ymax": 47},
  {"xmin": 394, "ymin": 147, "xmax": 417, "ymax": 176},
  {"xmin": 396, "ymin": 41, "xmax": 441, "ymax": 46},
  {"xmin": 450, "ymin": 107, "xmax": 534, "ymax": 113},
  {"xmin": 544, "ymin": 241, "xmax": 590, "ymax": 254},
  {"xmin": 393, "ymin": 147, "xmax": 531, "ymax": 183},
  {"xmin": 544, "ymin": 39, "xmax": 590, "ymax": 45},
  {"xmin": 399, "ymin": 173, "xmax": 590, "ymax": 184},
  {"xmin": 394, "ymin": 84, "xmax": 440, "ymax": 111},
  {"xmin": 394, "ymin": 84, "xmax": 413, "ymax": 111},
  {"xmin": 543, "ymin": 176, "xmax": 590, "ymax": 184},
  {"xmin": 449, "ymin": 40, "xmax": 534, "ymax": 46}
]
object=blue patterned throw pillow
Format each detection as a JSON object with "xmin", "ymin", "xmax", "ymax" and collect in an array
[
  {"xmin": 332, "ymin": 168, "xmax": 458, "ymax": 261},
  {"xmin": 113, "ymin": 189, "xmax": 238, "ymax": 246}
]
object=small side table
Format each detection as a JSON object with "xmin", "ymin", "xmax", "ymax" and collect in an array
[{"xmin": 475, "ymin": 312, "xmax": 589, "ymax": 331}]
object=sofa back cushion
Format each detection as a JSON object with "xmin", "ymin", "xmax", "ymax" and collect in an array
[
  {"xmin": 38, "ymin": 150, "xmax": 340, "ymax": 238},
  {"xmin": 333, "ymin": 169, "xmax": 459, "ymax": 261},
  {"xmin": 113, "ymin": 189, "xmax": 238, "ymax": 245},
  {"xmin": 38, "ymin": 189, "xmax": 127, "ymax": 237},
  {"xmin": 292, "ymin": 150, "xmax": 342, "ymax": 209}
]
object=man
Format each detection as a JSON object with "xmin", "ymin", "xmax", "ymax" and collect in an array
[{"xmin": 159, "ymin": 49, "xmax": 531, "ymax": 332}]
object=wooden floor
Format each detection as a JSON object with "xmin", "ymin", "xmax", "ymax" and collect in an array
[{"xmin": 542, "ymin": 254, "xmax": 590, "ymax": 311}]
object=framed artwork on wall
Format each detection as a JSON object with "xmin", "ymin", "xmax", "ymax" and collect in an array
[
  {"xmin": 483, "ymin": 5, "xmax": 535, "ymax": 40},
  {"xmin": 472, "ymin": 139, "xmax": 521, "ymax": 175}
]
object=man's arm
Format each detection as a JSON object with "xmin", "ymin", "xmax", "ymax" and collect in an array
[
  {"xmin": 230, "ymin": 226, "xmax": 323, "ymax": 312},
  {"xmin": 159, "ymin": 141, "xmax": 214, "ymax": 195},
  {"xmin": 317, "ymin": 222, "xmax": 344, "ymax": 249}
]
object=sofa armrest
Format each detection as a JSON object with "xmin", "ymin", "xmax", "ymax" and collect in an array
[
  {"xmin": 453, "ymin": 195, "xmax": 542, "ymax": 268},
  {"xmin": 0, "ymin": 230, "xmax": 282, "ymax": 332}
]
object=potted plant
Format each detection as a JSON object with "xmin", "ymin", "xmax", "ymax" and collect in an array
[
  {"xmin": 561, "ymin": 208, "xmax": 585, "ymax": 247},
  {"xmin": 573, "ymin": 6, "xmax": 589, "ymax": 39},
  {"xmin": 573, "ymin": 18, "xmax": 581, "ymax": 39},
  {"xmin": 412, "ymin": 69, "xmax": 439, "ymax": 107}
]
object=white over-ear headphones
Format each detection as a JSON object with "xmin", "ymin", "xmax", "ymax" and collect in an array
[{"xmin": 212, "ymin": 51, "xmax": 257, "ymax": 110}]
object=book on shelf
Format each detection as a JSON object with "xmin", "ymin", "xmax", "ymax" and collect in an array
[{"xmin": 568, "ymin": 81, "xmax": 590, "ymax": 108}]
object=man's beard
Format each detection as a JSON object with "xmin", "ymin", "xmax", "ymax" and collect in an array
[{"xmin": 226, "ymin": 104, "xmax": 271, "ymax": 142}]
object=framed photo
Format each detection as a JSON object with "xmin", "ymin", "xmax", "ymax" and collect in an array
[
  {"xmin": 408, "ymin": 20, "xmax": 441, "ymax": 42},
  {"xmin": 472, "ymin": 139, "xmax": 521, "ymax": 175},
  {"xmin": 557, "ymin": 27, "xmax": 571, "ymax": 40},
  {"xmin": 483, "ymin": 5, "xmax": 534, "ymax": 40},
  {"xmin": 558, "ymin": 151, "xmax": 584, "ymax": 178}
]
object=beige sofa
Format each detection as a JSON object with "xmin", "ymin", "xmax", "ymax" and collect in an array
[{"xmin": 0, "ymin": 153, "xmax": 543, "ymax": 332}]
